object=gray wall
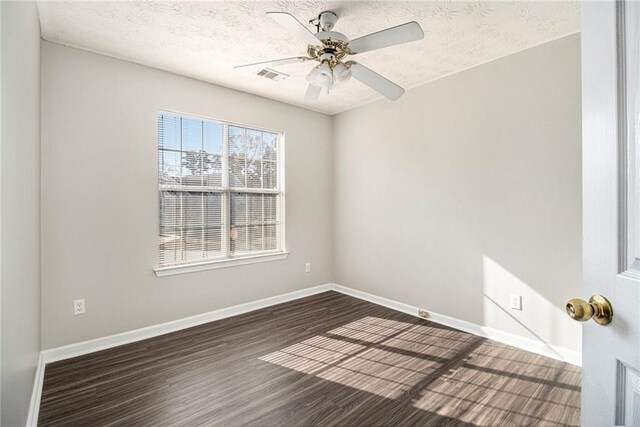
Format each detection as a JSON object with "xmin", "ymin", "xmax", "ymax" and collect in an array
[
  {"xmin": 1, "ymin": 2, "xmax": 41, "ymax": 425},
  {"xmin": 40, "ymin": 34, "xmax": 582, "ymax": 356},
  {"xmin": 41, "ymin": 42, "xmax": 333, "ymax": 349},
  {"xmin": 333, "ymin": 34, "xmax": 582, "ymax": 352}
]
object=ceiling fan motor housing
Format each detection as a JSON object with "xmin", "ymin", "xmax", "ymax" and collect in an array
[
  {"xmin": 316, "ymin": 31, "xmax": 348, "ymax": 43},
  {"xmin": 318, "ymin": 11, "xmax": 338, "ymax": 31}
]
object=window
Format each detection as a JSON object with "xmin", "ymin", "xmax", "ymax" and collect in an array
[{"xmin": 157, "ymin": 112, "xmax": 285, "ymax": 274}]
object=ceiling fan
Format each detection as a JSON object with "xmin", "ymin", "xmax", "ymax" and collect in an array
[{"xmin": 234, "ymin": 11, "xmax": 424, "ymax": 101}]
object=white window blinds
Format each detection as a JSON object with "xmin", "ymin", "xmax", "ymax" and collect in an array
[{"xmin": 158, "ymin": 113, "xmax": 284, "ymax": 268}]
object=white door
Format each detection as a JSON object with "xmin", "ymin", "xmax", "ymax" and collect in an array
[{"xmin": 581, "ymin": 1, "xmax": 640, "ymax": 425}]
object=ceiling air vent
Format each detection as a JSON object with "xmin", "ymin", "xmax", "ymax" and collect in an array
[{"xmin": 257, "ymin": 68, "xmax": 289, "ymax": 82}]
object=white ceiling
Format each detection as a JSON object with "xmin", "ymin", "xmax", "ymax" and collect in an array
[{"xmin": 38, "ymin": 1, "xmax": 580, "ymax": 115}]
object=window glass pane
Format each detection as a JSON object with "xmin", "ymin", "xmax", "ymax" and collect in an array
[
  {"xmin": 204, "ymin": 193, "xmax": 223, "ymax": 256},
  {"xmin": 264, "ymin": 225, "xmax": 278, "ymax": 251},
  {"xmin": 184, "ymin": 228, "xmax": 204, "ymax": 262},
  {"xmin": 181, "ymin": 117, "xmax": 202, "ymax": 152},
  {"xmin": 159, "ymin": 191, "xmax": 182, "ymax": 266},
  {"xmin": 246, "ymin": 158, "xmax": 262, "ymax": 189},
  {"xmin": 229, "ymin": 155, "xmax": 246, "ymax": 188},
  {"xmin": 184, "ymin": 192, "xmax": 204, "ymax": 230},
  {"xmin": 263, "ymin": 132, "xmax": 278, "ymax": 161},
  {"xmin": 204, "ymin": 192, "xmax": 223, "ymax": 227},
  {"xmin": 229, "ymin": 126, "xmax": 247, "ymax": 158},
  {"xmin": 231, "ymin": 223, "xmax": 280, "ymax": 254},
  {"xmin": 246, "ymin": 129, "xmax": 262, "ymax": 189},
  {"xmin": 203, "ymin": 121, "xmax": 223, "ymax": 153},
  {"xmin": 203, "ymin": 153, "xmax": 223, "ymax": 188},
  {"xmin": 159, "ymin": 191, "xmax": 224, "ymax": 266},
  {"xmin": 230, "ymin": 193, "xmax": 279, "ymax": 256},
  {"xmin": 159, "ymin": 114, "xmax": 180, "ymax": 151},
  {"xmin": 181, "ymin": 151, "xmax": 205, "ymax": 186},
  {"xmin": 263, "ymin": 160, "xmax": 278, "ymax": 189},
  {"xmin": 230, "ymin": 193, "xmax": 248, "ymax": 225},
  {"xmin": 246, "ymin": 129, "xmax": 262, "ymax": 159},
  {"xmin": 264, "ymin": 194, "xmax": 278, "ymax": 223},
  {"xmin": 228, "ymin": 127, "xmax": 278, "ymax": 190},
  {"xmin": 203, "ymin": 122, "xmax": 223, "ymax": 188},
  {"xmin": 229, "ymin": 126, "xmax": 248, "ymax": 189},
  {"xmin": 159, "ymin": 150, "xmax": 181, "ymax": 186}
]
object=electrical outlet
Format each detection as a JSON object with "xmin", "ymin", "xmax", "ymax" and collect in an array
[
  {"xmin": 73, "ymin": 299, "xmax": 86, "ymax": 315},
  {"xmin": 510, "ymin": 294, "xmax": 522, "ymax": 311},
  {"xmin": 305, "ymin": 262, "xmax": 311, "ymax": 273}
]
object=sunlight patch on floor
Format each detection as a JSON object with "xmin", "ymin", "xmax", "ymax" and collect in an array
[
  {"xmin": 259, "ymin": 315, "xmax": 579, "ymax": 425},
  {"xmin": 259, "ymin": 316, "xmax": 445, "ymax": 399},
  {"xmin": 412, "ymin": 340, "xmax": 580, "ymax": 426}
]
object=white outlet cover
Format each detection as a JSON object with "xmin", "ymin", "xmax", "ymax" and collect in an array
[
  {"xmin": 305, "ymin": 262, "xmax": 311, "ymax": 273},
  {"xmin": 73, "ymin": 299, "xmax": 86, "ymax": 315},
  {"xmin": 510, "ymin": 294, "xmax": 522, "ymax": 311}
]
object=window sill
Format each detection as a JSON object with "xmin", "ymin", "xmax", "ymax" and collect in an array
[{"xmin": 154, "ymin": 251, "xmax": 289, "ymax": 277}]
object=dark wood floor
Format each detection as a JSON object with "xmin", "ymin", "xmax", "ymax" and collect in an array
[{"xmin": 39, "ymin": 291, "xmax": 580, "ymax": 426}]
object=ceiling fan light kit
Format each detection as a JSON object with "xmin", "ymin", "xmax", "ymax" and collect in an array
[
  {"xmin": 332, "ymin": 62, "xmax": 352, "ymax": 84},
  {"xmin": 235, "ymin": 10, "xmax": 424, "ymax": 102},
  {"xmin": 306, "ymin": 60, "xmax": 334, "ymax": 88}
]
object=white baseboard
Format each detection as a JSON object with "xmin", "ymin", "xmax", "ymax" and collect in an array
[
  {"xmin": 26, "ymin": 353, "xmax": 45, "ymax": 427},
  {"xmin": 28, "ymin": 281, "xmax": 581, "ymax": 426},
  {"xmin": 27, "ymin": 283, "xmax": 332, "ymax": 426},
  {"xmin": 330, "ymin": 283, "xmax": 582, "ymax": 367},
  {"xmin": 41, "ymin": 283, "xmax": 332, "ymax": 364}
]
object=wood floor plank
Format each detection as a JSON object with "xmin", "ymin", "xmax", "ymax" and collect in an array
[{"xmin": 39, "ymin": 291, "xmax": 580, "ymax": 426}]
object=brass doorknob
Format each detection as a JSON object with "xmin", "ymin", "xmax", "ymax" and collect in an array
[{"xmin": 565, "ymin": 295, "xmax": 613, "ymax": 325}]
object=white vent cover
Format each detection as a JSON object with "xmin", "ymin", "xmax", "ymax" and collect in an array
[{"xmin": 257, "ymin": 68, "xmax": 289, "ymax": 81}]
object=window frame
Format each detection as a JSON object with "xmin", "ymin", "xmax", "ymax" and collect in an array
[{"xmin": 154, "ymin": 110, "xmax": 287, "ymax": 277}]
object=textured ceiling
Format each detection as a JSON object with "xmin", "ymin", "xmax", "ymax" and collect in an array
[{"xmin": 38, "ymin": 1, "xmax": 580, "ymax": 115}]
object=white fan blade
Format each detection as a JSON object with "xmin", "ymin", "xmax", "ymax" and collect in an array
[
  {"xmin": 305, "ymin": 84, "xmax": 321, "ymax": 101},
  {"xmin": 234, "ymin": 56, "xmax": 305, "ymax": 69},
  {"xmin": 267, "ymin": 12, "xmax": 320, "ymax": 46},
  {"xmin": 350, "ymin": 63, "xmax": 405, "ymax": 100},
  {"xmin": 348, "ymin": 22, "xmax": 424, "ymax": 54}
]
